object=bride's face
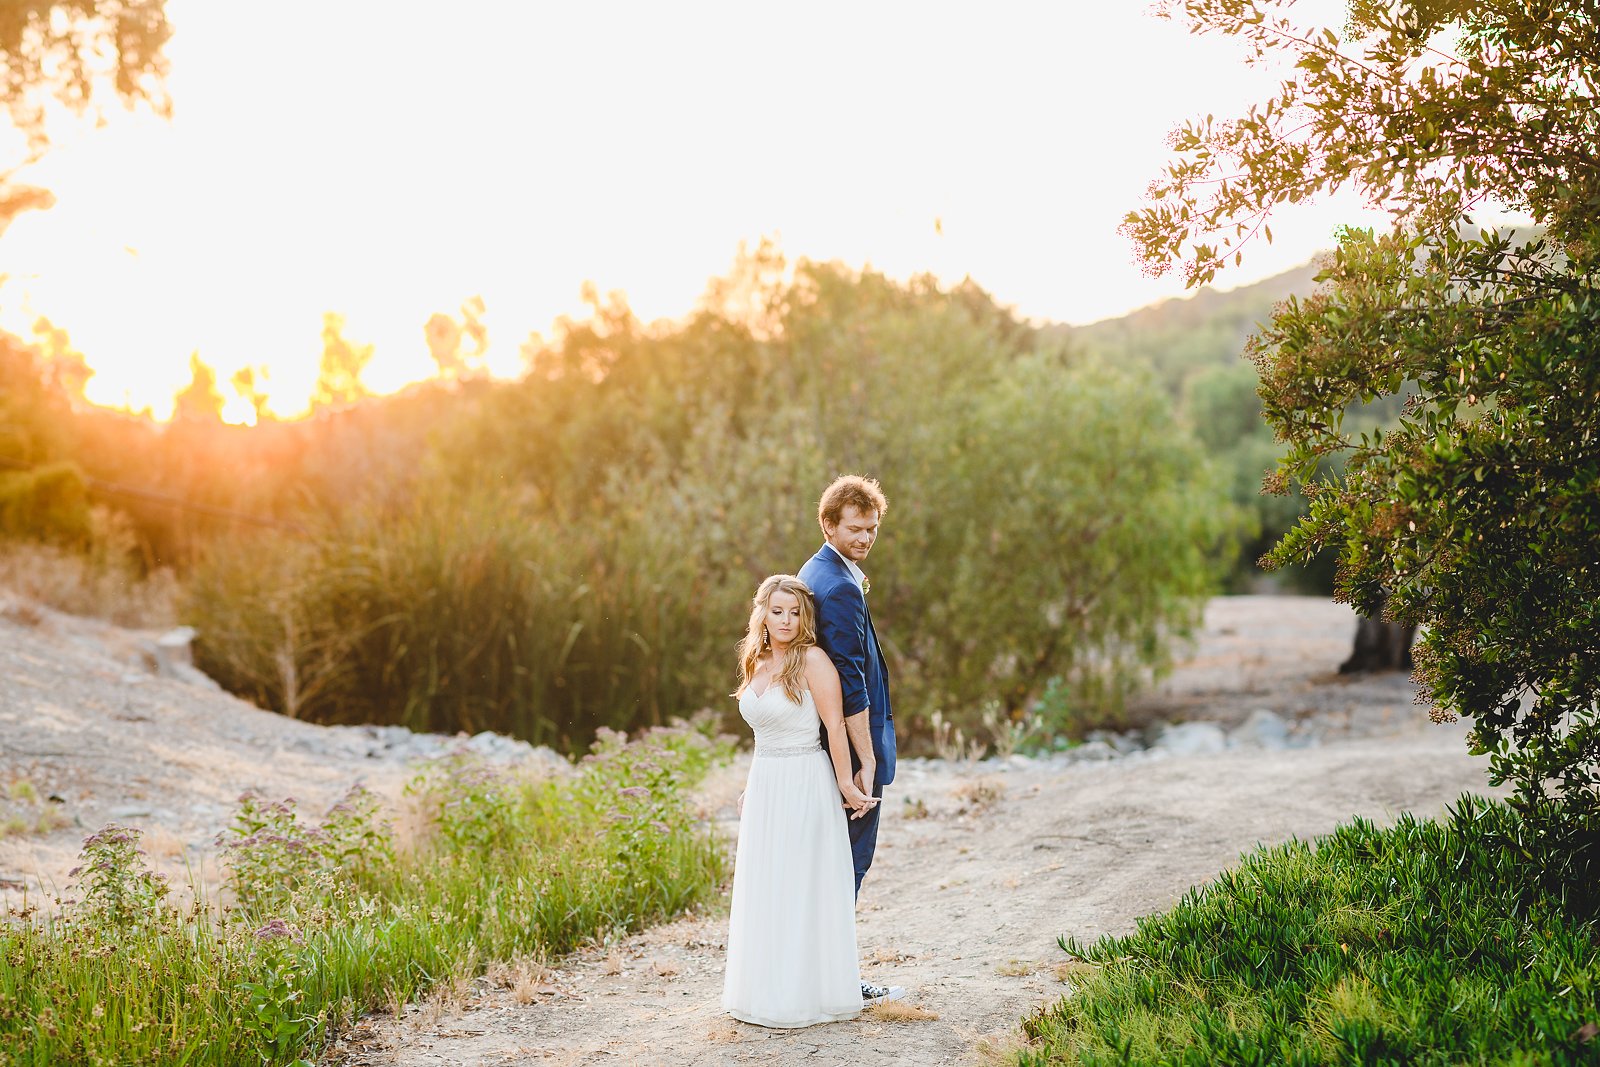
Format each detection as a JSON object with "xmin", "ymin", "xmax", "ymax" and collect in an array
[{"xmin": 766, "ymin": 589, "xmax": 803, "ymax": 649}]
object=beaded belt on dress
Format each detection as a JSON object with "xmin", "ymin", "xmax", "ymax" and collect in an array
[{"xmin": 754, "ymin": 742, "xmax": 823, "ymax": 759}]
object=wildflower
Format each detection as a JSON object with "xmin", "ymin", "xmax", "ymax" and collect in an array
[
  {"xmin": 617, "ymin": 786, "xmax": 651, "ymax": 799},
  {"xmin": 253, "ymin": 918, "xmax": 298, "ymax": 943}
]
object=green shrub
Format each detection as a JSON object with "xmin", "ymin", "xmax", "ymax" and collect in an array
[
  {"xmin": 0, "ymin": 462, "xmax": 90, "ymax": 547},
  {"xmin": 1020, "ymin": 796, "xmax": 1600, "ymax": 1066},
  {"xmin": 0, "ymin": 727, "xmax": 728, "ymax": 1066}
]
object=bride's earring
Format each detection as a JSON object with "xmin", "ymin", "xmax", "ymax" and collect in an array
[{"xmin": 762, "ymin": 626, "xmax": 770, "ymax": 648}]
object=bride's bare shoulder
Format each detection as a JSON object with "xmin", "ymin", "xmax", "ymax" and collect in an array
[{"xmin": 803, "ymin": 645, "xmax": 838, "ymax": 677}]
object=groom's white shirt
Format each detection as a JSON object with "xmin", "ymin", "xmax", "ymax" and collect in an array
[{"xmin": 822, "ymin": 541, "xmax": 866, "ymax": 593}]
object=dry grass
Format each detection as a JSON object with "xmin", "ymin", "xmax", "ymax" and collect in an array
[
  {"xmin": 650, "ymin": 958, "xmax": 679, "ymax": 978},
  {"xmin": 996, "ymin": 959, "xmax": 1038, "ymax": 977},
  {"xmin": 142, "ymin": 825, "xmax": 187, "ymax": 859},
  {"xmin": 901, "ymin": 795, "xmax": 930, "ymax": 820},
  {"xmin": 420, "ymin": 970, "xmax": 475, "ymax": 1020},
  {"xmin": 483, "ymin": 956, "xmax": 557, "ymax": 1005},
  {"xmin": 602, "ymin": 947, "xmax": 624, "ymax": 976},
  {"xmin": 0, "ymin": 595, "xmax": 43, "ymax": 628},
  {"xmin": 0, "ymin": 530, "xmax": 178, "ymax": 629},
  {"xmin": 951, "ymin": 777, "xmax": 1006, "ymax": 814},
  {"xmin": 969, "ymin": 1028, "xmax": 1032, "ymax": 1065},
  {"xmin": 706, "ymin": 1021, "xmax": 742, "ymax": 1042},
  {"xmin": 1053, "ymin": 960, "xmax": 1099, "ymax": 984},
  {"xmin": 865, "ymin": 1000, "xmax": 940, "ymax": 1022}
]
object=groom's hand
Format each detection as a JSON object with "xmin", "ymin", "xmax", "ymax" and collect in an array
[
  {"xmin": 854, "ymin": 762, "xmax": 875, "ymax": 800},
  {"xmin": 853, "ymin": 762, "xmax": 876, "ymax": 811}
]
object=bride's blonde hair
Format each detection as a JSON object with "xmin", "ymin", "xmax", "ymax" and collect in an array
[{"xmin": 736, "ymin": 575, "xmax": 818, "ymax": 704}]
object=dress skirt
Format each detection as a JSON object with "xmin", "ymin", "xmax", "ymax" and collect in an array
[{"xmin": 721, "ymin": 745, "xmax": 862, "ymax": 1027}]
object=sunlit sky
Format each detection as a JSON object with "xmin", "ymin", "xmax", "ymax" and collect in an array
[{"xmin": 1, "ymin": 0, "xmax": 1390, "ymax": 421}]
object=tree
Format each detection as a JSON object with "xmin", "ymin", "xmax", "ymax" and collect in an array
[
  {"xmin": 172, "ymin": 352, "xmax": 222, "ymax": 422},
  {"xmin": 30, "ymin": 315, "xmax": 91, "ymax": 399},
  {"xmin": 424, "ymin": 295, "xmax": 488, "ymax": 381},
  {"xmin": 230, "ymin": 364, "xmax": 270, "ymax": 423},
  {"xmin": 1131, "ymin": 0, "xmax": 1600, "ymax": 891},
  {"xmin": 0, "ymin": 2, "xmax": 171, "ymax": 231},
  {"xmin": 312, "ymin": 312, "xmax": 373, "ymax": 409},
  {"xmin": 0, "ymin": 0, "xmax": 171, "ymax": 154}
]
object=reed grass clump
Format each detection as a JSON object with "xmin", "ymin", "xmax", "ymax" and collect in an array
[
  {"xmin": 1019, "ymin": 795, "xmax": 1600, "ymax": 1065},
  {"xmin": 0, "ymin": 723, "xmax": 729, "ymax": 1066}
]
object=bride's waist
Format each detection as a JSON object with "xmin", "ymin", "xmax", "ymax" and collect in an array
[{"xmin": 752, "ymin": 741, "xmax": 823, "ymax": 759}]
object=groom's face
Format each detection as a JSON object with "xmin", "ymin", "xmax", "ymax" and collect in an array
[{"xmin": 825, "ymin": 505, "xmax": 879, "ymax": 564}]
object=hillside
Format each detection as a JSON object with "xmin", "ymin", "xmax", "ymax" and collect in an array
[{"xmin": 1051, "ymin": 259, "xmax": 1325, "ymax": 391}]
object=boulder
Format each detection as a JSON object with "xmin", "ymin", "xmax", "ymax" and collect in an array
[
  {"xmin": 1227, "ymin": 708, "xmax": 1292, "ymax": 750},
  {"xmin": 1151, "ymin": 721, "xmax": 1228, "ymax": 755}
]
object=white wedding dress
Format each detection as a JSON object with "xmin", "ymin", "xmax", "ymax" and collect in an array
[{"xmin": 722, "ymin": 682, "xmax": 862, "ymax": 1028}]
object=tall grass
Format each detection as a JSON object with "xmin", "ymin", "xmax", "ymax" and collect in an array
[
  {"xmin": 1020, "ymin": 795, "xmax": 1600, "ymax": 1066},
  {"xmin": 0, "ymin": 721, "xmax": 732, "ymax": 1066},
  {"xmin": 184, "ymin": 487, "xmax": 698, "ymax": 751}
]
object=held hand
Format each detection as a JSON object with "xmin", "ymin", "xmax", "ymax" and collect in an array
[
  {"xmin": 838, "ymin": 780, "xmax": 877, "ymax": 820},
  {"xmin": 853, "ymin": 762, "xmax": 876, "ymax": 800}
]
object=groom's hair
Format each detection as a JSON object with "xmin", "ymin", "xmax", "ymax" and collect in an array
[{"xmin": 818, "ymin": 475, "xmax": 888, "ymax": 533}]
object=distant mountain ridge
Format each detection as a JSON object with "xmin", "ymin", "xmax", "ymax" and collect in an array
[{"xmin": 1046, "ymin": 259, "xmax": 1326, "ymax": 393}]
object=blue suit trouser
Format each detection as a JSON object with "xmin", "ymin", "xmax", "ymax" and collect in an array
[{"xmin": 849, "ymin": 774, "xmax": 885, "ymax": 896}]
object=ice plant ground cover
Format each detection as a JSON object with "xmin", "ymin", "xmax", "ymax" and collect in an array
[
  {"xmin": 1018, "ymin": 796, "xmax": 1600, "ymax": 1066},
  {"xmin": 0, "ymin": 719, "xmax": 732, "ymax": 1066}
]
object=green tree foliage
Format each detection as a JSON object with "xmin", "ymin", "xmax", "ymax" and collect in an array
[
  {"xmin": 0, "ymin": 460, "xmax": 89, "ymax": 544},
  {"xmin": 1053, "ymin": 264, "xmax": 1340, "ymax": 590},
  {"xmin": 186, "ymin": 252, "xmax": 1235, "ymax": 750},
  {"xmin": 1132, "ymin": 0, "xmax": 1600, "ymax": 894}
]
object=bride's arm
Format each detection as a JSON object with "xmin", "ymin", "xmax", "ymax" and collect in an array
[{"xmin": 807, "ymin": 648, "xmax": 876, "ymax": 817}]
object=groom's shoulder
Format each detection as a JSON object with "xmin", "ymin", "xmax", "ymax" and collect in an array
[{"xmin": 798, "ymin": 547, "xmax": 833, "ymax": 581}]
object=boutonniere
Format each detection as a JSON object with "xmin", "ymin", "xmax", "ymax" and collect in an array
[{"xmin": 861, "ymin": 576, "xmax": 871, "ymax": 596}]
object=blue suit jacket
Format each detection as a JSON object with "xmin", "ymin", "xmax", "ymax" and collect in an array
[{"xmin": 799, "ymin": 545, "xmax": 896, "ymax": 787}]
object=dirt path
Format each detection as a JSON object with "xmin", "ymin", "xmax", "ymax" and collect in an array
[
  {"xmin": 0, "ymin": 591, "xmax": 1500, "ymax": 1066},
  {"xmin": 327, "ymin": 601, "xmax": 1497, "ymax": 1067}
]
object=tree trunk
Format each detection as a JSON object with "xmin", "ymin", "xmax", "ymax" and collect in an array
[{"xmin": 1338, "ymin": 594, "xmax": 1417, "ymax": 674}]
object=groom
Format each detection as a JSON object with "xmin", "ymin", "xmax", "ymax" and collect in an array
[{"xmin": 800, "ymin": 474, "xmax": 904, "ymax": 1005}]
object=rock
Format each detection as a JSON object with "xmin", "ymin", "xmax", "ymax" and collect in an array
[
  {"xmin": 107, "ymin": 805, "xmax": 173, "ymax": 822},
  {"xmin": 1287, "ymin": 719, "xmax": 1325, "ymax": 749},
  {"xmin": 1151, "ymin": 721, "xmax": 1228, "ymax": 755},
  {"xmin": 1227, "ymin": 709, "xmax": 1292, "ymax": 750},
  {"xmin": 154, "ymin": 627, "xmax": 198, "ymax": 676},
  {"xmin": 1085, "ymin": 729, "xmax": 1145, "ymax": 754},
  {"xmin": 1067, "ymin": 740, "xmax": 1116, "ymax": 762},
  {"xmin": 1110, "ymin": 730, "xmax": 1145, "ymax": 754}
]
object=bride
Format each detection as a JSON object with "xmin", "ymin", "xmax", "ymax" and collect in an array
[{"xmin": 721, "ymin": 574, "xmax": 878, "ymax": 1028}]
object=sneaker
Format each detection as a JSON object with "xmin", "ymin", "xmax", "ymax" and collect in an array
[{"xmin": 861, "ymin": 981, "xmax": 906, "ymax": 1005}]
